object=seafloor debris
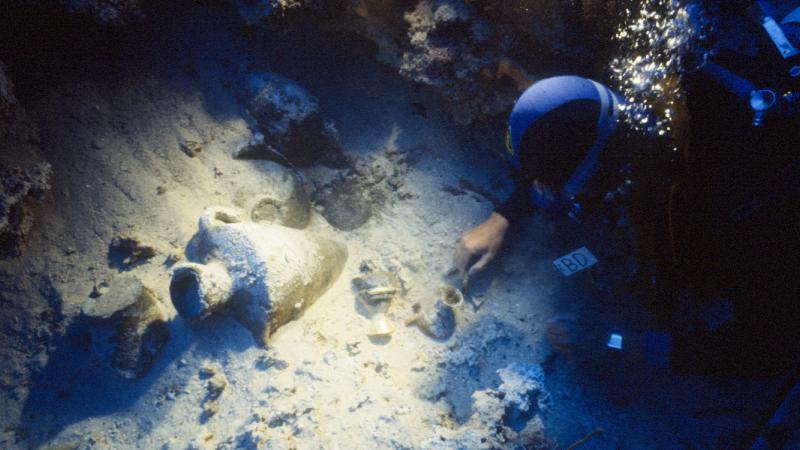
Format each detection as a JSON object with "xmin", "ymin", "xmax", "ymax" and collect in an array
[
  {"xmin": 0, "ymin": 162, "xmax": 52, "ymax": 258},
  {"xmin": 312, "ymin": 145, "xmax": 415, "ymax": 230},
  {"xmin": 170, "ymin": 206, "xmax": 347, "ymax": 345},
  {"xmin": 239, "ymin": 72, "xmax": 341, "ymax": 165},
  {"xmin": 202, "ymin": 373, "xmax": 228, "ymax": 420},
  {"xmin": 80, "ymin": 273, "xmax": 170, "ymax": 379},
  {"xmin": 108, "ymin": 234, "xmax": 158, "ymax": 269},
  {"xmin": 226, "ymin": 402, "xmax": 318, "ymax": 449},
  {"xmin": 197, "ymin": 362, "xmax": 227, "ymax": 421},
  {"xmin": 179, "ymin": 138, "xmax": 204, "ymax": 158},
  {"xmin": 255, "ymin": 350, "xmax": 289, "ymax": 371}
]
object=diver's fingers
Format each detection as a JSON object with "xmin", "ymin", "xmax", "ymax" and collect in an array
[
  {"xmin": 452, "ymin": 244, "xmax": 472, "ymax": 279},
  {"xmin": 467, "ymin": 251, "xmax": 494, "ymax": 277}
]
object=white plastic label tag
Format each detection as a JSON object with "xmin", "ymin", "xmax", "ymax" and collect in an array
[
  {"xmin": 607, "ymin": 333, "xmax": 623, "ymax": 350},
  {"xmin": 553, "ymin": 246, "xmax": 598, "ymax": 276}
]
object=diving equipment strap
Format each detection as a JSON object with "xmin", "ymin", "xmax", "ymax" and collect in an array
[
  {"xmin": 560, "ymin": 80, "xmax": 620, "ymax": 200},
  {"xmin": 762, "ymin": 15, "xmax": 799, "ymax": 59}
]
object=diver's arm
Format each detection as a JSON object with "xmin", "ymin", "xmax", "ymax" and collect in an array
[
  {"xmin": 453, "ymin": 175, "xmax": 538, "ymax": 277},
  {"xmin": 494, "ymin": 183, "xmax": 535, "ymax": 224},
  {"xmin": 453, "ymin": 212, "xmax": 509, "ymax": 278}
]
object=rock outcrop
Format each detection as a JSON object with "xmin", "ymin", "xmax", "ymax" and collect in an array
[
  {"xmin": 0, "ymin": 162, "xmax": 52, "ymax": 258},
  {"xmin": 0, "ymin": 62, "xmax": 16, "ymax": 133},
  {"xmin": 80, "ymin": 274, "xmax": 170, "ymax": 379},
  {"xmin": 239, "ymin": 73, "xmax": 341, "ymax": 165},
  {"xmin": 400, "ymin": 0, "xmax": 517, "ymax": 125},
  {"xmin": 255, "ymin": 0, "xmax": 621, "ymax": 124},
  {"xmin": 63, "ymin": 0, "xmax": 144, "ymax": 25}
]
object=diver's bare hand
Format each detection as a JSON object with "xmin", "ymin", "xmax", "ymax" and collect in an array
[{"xmin": 453, "ymin": 212, "xmax": 509, "ymax": 278}]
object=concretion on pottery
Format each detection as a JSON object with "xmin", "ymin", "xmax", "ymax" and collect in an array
[
  {"xmin": 170, "ymin": 261, "xmax": 233, "ymax": 320},
  {"xmin": 170, "ymin": 207, "xmax": 347, "ymax": 345}
]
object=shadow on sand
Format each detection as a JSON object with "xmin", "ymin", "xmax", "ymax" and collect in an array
[{"xmin": 21, "ymin": 300, "xmax": 258, "ymax": 447}]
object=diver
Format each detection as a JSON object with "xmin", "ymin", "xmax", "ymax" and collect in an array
[
  {"xmin": 453, "ymin": 0, "xmax": 800, "ymax": 378},
  {"xmin": 452, "ymin": 74, "xmax": 625, "ymax": 279}
]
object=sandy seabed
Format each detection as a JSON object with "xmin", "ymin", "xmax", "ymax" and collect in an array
[{"xmin": 0, "ymin": 3, "xmax": 782, "ymax": 449}]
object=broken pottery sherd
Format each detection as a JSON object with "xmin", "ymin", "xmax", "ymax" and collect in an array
[
  {"xmin": 439, "ymin": 284, "xmax": 464, "ymax": 307},
  {"xmin": 81, "ymin": 274, "xmax": 170, "ymax": 378},
  {"xmin": 352, "ymin": 271, "xmax": 401, "ymax": 337},
  {"xmin": 406, "ymin": 285, "xmax": 463, "ymax": 340},
  {"xmin": 367, "ymin": 313, "xmax": 395, "ymax": 338},
  {"xmin": 352, "ymin": 271, "xmax": 401, "ymax": 305},
  {"xmin": 228, "ymin": 159, "xmax": 311, "ymax": 229},
  {"xmin": 169, "ymin": 206, "xmax": 347, "ymax": 345}
]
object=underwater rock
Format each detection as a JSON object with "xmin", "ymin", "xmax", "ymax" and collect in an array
[
  {"xmin": 258, "ymin": 1, "xmax": 616, "ymax": 125},
  {"xmin": 108, "ymin": 234, "xmax": 158, "ymax": 269},
  {"xmin": 239, "ymin": 72, "xmax": 341, "ymax": 165},
  {"xmin": 421, "ymin": 362, "xmax": 552, "ymax": 449},
  {"xmin": 61, "ymin": 0, "xmax": 144, "ymax": 25},
  {"xmin": 0, "ymin": 62, "xmax": 17, "ymax": 131},
  {"xmin": 228, "ymin": 159, "xmax": 311, "ymax": 229},
  {"xmin": 80, "ymin": 274, "xmax": 169, "ymax": 379},
  {"xmin": 496, "ymin": 362, "xmax": 547, "ymax": 431},
  {"xmin": 399, "ymin": 0, "xmax": 517, "ymax": 125},
  {"xmin": 0, "ymin": 162, "xmax": 52, "ymax": 258},
  {"xmin": 170, "ymin": 206, "xmax": 347, "ymax": 345},
  {"xmin": 231, "ymin": 132, "xmax": 268, "ymax": 160},
  {"xmin": 208, "ymin": 372, "xmax": 227, "ymax": 399}
]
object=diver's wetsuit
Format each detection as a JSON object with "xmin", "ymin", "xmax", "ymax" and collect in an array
[{"xmin": 493, "ymin": 76, "xmax": 623, "ymax": 223}]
